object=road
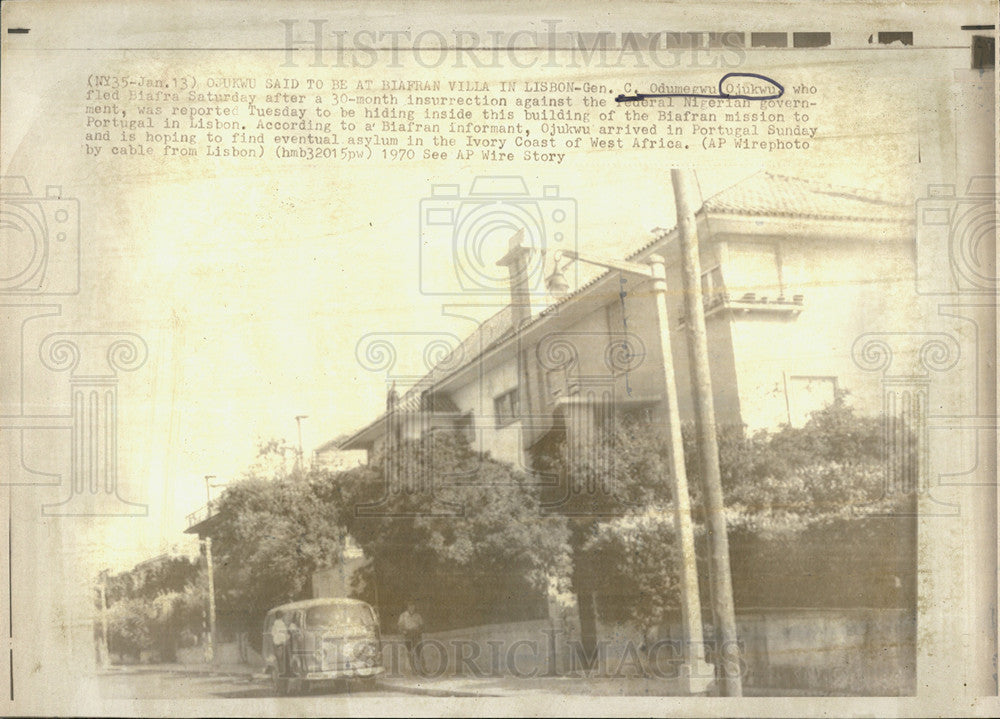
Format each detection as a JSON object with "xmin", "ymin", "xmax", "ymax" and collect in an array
[{"xmin": 96, "ymin": 670, "xmax": 415, "ymax": 700}]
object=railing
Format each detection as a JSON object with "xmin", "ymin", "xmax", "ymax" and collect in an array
[
  {"xmin": 186, "ymin": 502, "xmax": 217, "ymax": 530},
  {"xmin": 679, "ymin": 292, "xmax": 804, "ymax": 326}
]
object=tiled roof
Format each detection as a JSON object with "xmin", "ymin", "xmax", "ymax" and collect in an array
[
  {"xmin": 701, "ymin": 171, "xmax": 909, "ymax": 221},
  {"xmin": 397, "ymin": 305, "xmax": 515, "ymax": 409},
  {"xmin": 622, "ymin": 170, "xmax": 910, "ymax": 265}
]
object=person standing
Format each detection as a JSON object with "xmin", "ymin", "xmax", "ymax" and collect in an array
[
  {"xmin": 271, "ymin": 611, "xmax": 290, "ymax": 676},
  {"xmin": 398, "ymin": 602, "xmax": 425, "ymax": 675}
]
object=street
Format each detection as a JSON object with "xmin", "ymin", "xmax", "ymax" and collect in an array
[{"xmin": 96, "ymin": 670, "xmax": 415, "ymax": 700}]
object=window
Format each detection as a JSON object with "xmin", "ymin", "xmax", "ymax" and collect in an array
[
  {"xmin": 545, "ymin": 367, "xmax": 580, "ymax": 402},
  {"xmin": 494, "ymin": 388, "xmax": 520, "ymax": 427},
  {"xmin": 701, "ymin": 265, "xmax": 726, "ymax": 308},
  {"xmin": 306, "ymin": 604, "xmax": 377, "ymax": 629}
]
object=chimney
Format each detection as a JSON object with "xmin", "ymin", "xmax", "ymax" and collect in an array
[{"xmin": 496, "ymin": 229, "xmax": 534, "ymax": 329}]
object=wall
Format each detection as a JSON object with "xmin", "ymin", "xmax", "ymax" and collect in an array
[
  {"xmin": 724, "ymin": 230, "xmax": 918, "ymax": 429},
  {"xmin": 659, "ymin": 234, "xmax": 745, "ymax": 427},
  {"xmin": 732, "ymin": 608, "xmax": 916, "ymax": 695},
  {"xmin": 448, "ymin": 357, "xmax": 526, "ymax": 468},
  {"xmin": 381, "ymin": 609, "xmax": 914, "ymax": 695}
]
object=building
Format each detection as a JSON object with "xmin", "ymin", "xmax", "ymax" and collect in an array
[
  {"xmin": 339, "ymin": 171, "xmax": 915, "ymax": 470},
  {"xmin": 312, "ymin": 437, "xmax": 366, "ymax": 472}
]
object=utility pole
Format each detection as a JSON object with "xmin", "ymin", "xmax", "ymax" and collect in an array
[
  {"xmin": 648, "ymin": 253, "xmax": 714, "ymax": 693},
  {"xmin": 545, "ymin": 248, "xmax": 713, "ymax": 693},
  {"xmin": 671, "ymin": 168, "xmax": 742, "ymax": 696},
  {"xmin": 295, "ymin": 414, "xmax": 309, "ymax": 473},
  {"xmin": 203, "ymin": 536, "xmax": 217, "ymax": 664},
  {"xmin": 98, "ymin": 569, "xmax": 110, "ymax": 668}
]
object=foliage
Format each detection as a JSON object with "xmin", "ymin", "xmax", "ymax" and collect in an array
[
  {"xmin": 210, "ymin": 464, "xmax": 346, "ymax": 633},
  {"xmin": 576, "ymin": 508, "xmax": 682, "ymax": 629},
  {"xmin": 329, "ymin": 431, "xmax": 572, "ymax": 630},
  {"xmin": 685, "ymin": 396, "xmax": 911, "ymax": 534},
  {"xmin": 106, "ymin": 598, "xmax": 153, "ymax": 661},
  {"xmin": 100, "ymin": 555, "xmax": 205, "ymax": 662},
  {"xmin": 240, "ymin": 436, "xmax": 298, "ymax": 481},
  {"xmin": 209, "ymin": 433, "xmax": 569, "ymax": 636},
  {"xmin": 104, "ymin": 555, "xmax": 201, "ymax": 606},
  {"xmin": 147, "ymin": 587, "xmax": 206, "ymax": 661},
  {"xmin": 540, "ymin": 412, "xmax": 674, "ymax": 517},
  {"xmin": 540, "ymin": 398, "xmax": 914, "ymax": 631}
]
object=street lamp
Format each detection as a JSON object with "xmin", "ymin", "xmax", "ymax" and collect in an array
[
  {"xmin": 295, "ymin": 414, "xmax": 309, "ymax": 472},
  {"xmin": 545, "ymin": 248, "xmax": 714, "ymax": 694}
]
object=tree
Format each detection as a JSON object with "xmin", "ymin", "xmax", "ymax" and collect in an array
[
  {"xmin": 692, "ymin": 396, "xmax": 913, "ymax": 534},
  {"xmin": 104, "ymin": 556, "xmax": 201, "ymax": 605},
  {"xmin": 106, "ymin": 598, "xmax": 153, "ymax": 663},
  {"xmin": 210, "ymin": 471, "xmax": 347, "ymax": 639},
  {"xmin": 530, "ymin": 411, "xmax": 676, "ymax": 662},
  {"xmin": 147, "ymin": 584, "xmax": 206, "ymax": 662},
  {"xmin": 693, "ymin": 398, "xmax": 917, "ymax": 610},
  {"xmin": 99, "ymin": 555, "xmax": 204, "ymax": 663},
  {"xmin": 576, "ymin": 508, "xmax": 682, "ymax": 631},
  {"xmin": 331, "ymin": 431, "xmax": 572, "ymax": 631}
]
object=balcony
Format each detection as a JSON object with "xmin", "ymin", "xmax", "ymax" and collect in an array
[
  {"xmin": 679, "ymin": 291, "xmax": 804, "ymax": 326},
  {"xmin": 184, "ymin": 502, "xmax": 222, "ymax": 535}
]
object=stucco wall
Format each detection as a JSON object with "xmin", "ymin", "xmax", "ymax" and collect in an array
[
  {"xmin": 379, "ymin": 609, "xmax": 914, "ymax": 695},
  {"xmin": 724, "ymin": 232, "xmax": 918, "ymax": 429}
]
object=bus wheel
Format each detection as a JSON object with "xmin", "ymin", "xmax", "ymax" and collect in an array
[{"xmin": 271, "ymin": 669, "xmax": 289, "ymax": 697}]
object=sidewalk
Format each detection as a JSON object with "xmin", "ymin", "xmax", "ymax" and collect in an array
[
  {"xmin": 99, "ymin": 663, "xmax": 825, "ymax": 697},
  {"xmin": 101, "ymin": 663, "xmax": 693, "ymax": 696},
  {"xmin": 377, "ymin": 673, "xmax": 694, "ymax": 697},
  {"xmin": 99, "ymin": 661, "xmax": 261, "ymax": 681},
  {"xmin": 376, "ymin": 674, "xmax": 836, "ymax": 697}
]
